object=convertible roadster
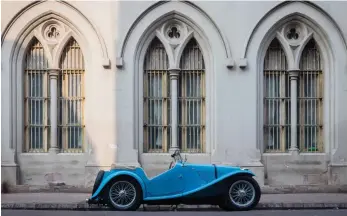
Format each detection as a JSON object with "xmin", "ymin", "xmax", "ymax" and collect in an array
[{"xmin": 86, "ymin": 150, "xmax": 261, "ymax": 211}]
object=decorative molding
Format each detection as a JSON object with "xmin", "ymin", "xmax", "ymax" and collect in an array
[
  {"xmin": 275, "ymin": 20, "xmax": 314, "ymax": 70},
  {"xmin": 116, "ymin": 0, "xmax": 232, "ymax": 69},
  {"xmin": 240, "ymin": 0, "xmax": 347, "ymax": 68},
  {"xmin": 253, "ymin": 4, "xmax": 344, "ymax": 156},
  {"xmin": 239, "ymin": 58, "xmax": 247, "ymax": 68},
  {"xmin": 154, "ymin": 19, "xmax": 195, "ymax": 69},
  {"xmin": 43, "ymin": 21, "xmax": 63, "ymax": 43},
  {"xmin": 1, "ymin": 0, "xmax": 110, "ymax": 68}
]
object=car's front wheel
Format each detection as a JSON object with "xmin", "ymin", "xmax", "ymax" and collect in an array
[
  {"xmin": 106, "ymin": 177, "xmax": 142, "ymax": 211},
  {"xmin": 219, "ymin": 176, "xmax": 261, "ymax": 211}
]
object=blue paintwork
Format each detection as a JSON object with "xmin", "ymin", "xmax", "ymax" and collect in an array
[{"xmin": 89, "ymin": 161, "xmax": 255, "ymax": 201}]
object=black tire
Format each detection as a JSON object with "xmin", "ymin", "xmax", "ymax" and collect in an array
[
  {"xmin": 92, "ymin": 170, "xmax": 105, "ymax": 194},
  {"xmin": 219, "ymin": 176, "xmax": 261, "ymax": 211},
  {"xmin": 105, "ymin": 176, "xmax": 142, "ymax": 211}
]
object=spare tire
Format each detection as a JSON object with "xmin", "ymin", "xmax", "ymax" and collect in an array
[{"xmin": 92, "ymin": 170, "xmax": 105, "ymax": 194}]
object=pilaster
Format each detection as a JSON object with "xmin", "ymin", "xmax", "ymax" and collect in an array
[
  {"xmin": 288, "ymin": 70, "xmax": 299, "ymax": 155},
  {"xmin": 48, "ymin": 69, "xmax": 60, "ymax": 154},
  {"xmin": 168, "ymin": 68, "xmax": 180, "ymax": 153}
]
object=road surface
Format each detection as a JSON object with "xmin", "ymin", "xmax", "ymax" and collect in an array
[{"xmin": 2, "ymin": 210, "xmax": 347, "ymax": 216}]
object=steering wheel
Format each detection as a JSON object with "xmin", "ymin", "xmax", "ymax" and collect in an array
[{"xmin": 169, "ymin": 150, "xmax": 180, "ymax": 169}]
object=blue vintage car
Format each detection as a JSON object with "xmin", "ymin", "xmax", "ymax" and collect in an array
[{"xmin": 86, "ymin": 150, "xmax": 261, "ymax": 211}]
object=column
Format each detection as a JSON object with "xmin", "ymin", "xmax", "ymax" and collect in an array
[
  {"xmin": 289, "ymin": 70, "xmax": 299, "ymax": 154},
  {"xmin": 48, "ymin": 69, "xmax": 60, "ymax": 153},
  {"xmin": 169, "ymin": 68, "xmax": 180, "ymax": 153}
]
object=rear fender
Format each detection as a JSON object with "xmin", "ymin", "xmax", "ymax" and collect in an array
[
  {"xmin": 224, "ymin": 170, "xmax": 255, "ymax": 178},
  {"xmin": 91, "ymin": 171, "xmax": 146, "ymax": 199},
  {"xmin": 181, "ymin": 169, "xmax": 256, "ymax": 197}
]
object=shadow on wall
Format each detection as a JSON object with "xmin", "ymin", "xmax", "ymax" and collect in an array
[
  {"xmin": 0, "ymin": 36, "xmax": 115, "ymax": 190},
  {"xmin": 1, "ymin": 0, "xmax": 124, "ymax": 190}
]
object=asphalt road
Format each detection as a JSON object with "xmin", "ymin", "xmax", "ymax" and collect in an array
[{"xmin": 2, "ymin": 210, "xmax": 347, "ymax": 216}]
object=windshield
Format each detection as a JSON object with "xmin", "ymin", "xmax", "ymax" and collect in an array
[{"xmin": 171, "ymin": 150, "xmax": 183, "ymax": 162}]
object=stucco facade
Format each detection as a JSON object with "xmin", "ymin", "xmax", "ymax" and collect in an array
[{"xmin": 1, "ymin": 0, "xmax": 347, "ymax": 188}]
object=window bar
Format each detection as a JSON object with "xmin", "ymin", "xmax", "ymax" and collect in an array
[
  {"xmin": 162, "ymin": 48, "xmax": 168, "ymax": 153},
  {"xmin": 42, "ymin": 47, "xmax": 48, "ymax": 152},
  {"xmin": 24, "ymin": 39, "xmax": 48, "ymax": 152},
  {"xmin": 59, "ymin": 39, "xmax": 85, "ymax": 152},
  {"xmin": 263, "ymin": 39, "xmax": 288, "ymax": 152},
  {"xmin": 143, "ymin": 38, "xmax": 169, "ymax": 153},
  {"xmin": 179, "ymin": 39, "xmax": 205, "ymax": 153},
  {"xmin": 298, "ymin": 39, "xmax": 323, "ymax": 153}
]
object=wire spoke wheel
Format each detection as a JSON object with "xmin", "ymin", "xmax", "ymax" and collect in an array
[
  {"xmin": 229, "ymin": 180, "xmax": 256, "ymax": 208},
  {"xmin": 109, "ymin": 181, "xmax": 137, "ymax": 209}
]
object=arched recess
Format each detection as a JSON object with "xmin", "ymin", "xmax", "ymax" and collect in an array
[
  {"xmin": 117, "ymin": 0, "xmax": 233, "ymax": 68},
  {"xmin": 142, "ymin": 37, "xmax": 170, "ymax": 153},
  {"xmin": 23, "ymin": 37, "xmax": 50, "ymax": 153},
  {"xmin": 178, "ymin": 38, "xmax": 206, "ymax": 153},
  {"xmin": 58, "ymin": 37, "xmax": 86, "ymax": 153},
  {"xmin": 251, "ymin": 3, "xmax": 347, "ymax": 154},
  {"xmin": 132, "ymin": 8, "xmax": 214, "ymax": 157},
  {"xmin": 297, "ymin": 38, "xmax": 324, "ymax": 153},
  {"xmin": 1, "ymin": 0, "xmax": 110, "ymax": 67},
  {"xmin": 262, "ymin": 38, "xmax": 290, "ymax": 153},
  {"xmin": 242, "ymin": 1, "xmax": 347, "ymax": 61},
  {"xmin": 1, "ymin": 1, "xmax": 99, "ymax": 154}
]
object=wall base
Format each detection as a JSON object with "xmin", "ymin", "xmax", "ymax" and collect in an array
[
  {"xmin": 263, "ymin": 153, "xmax": 329, "ymax": 185},
  {"xmin": 328, "ymin": 164, "xmax": 347, "ymax": 185},
  {"xmin": 1, "ymin": 163, "xmax": 19, "ymax": 185},
  {"xmin": 84, "ymin": 164, "xmax": 112, "ymax": 188},
  {"xmin": 17, "ymin": 153, "xmax": 89, "ymax": 186}
]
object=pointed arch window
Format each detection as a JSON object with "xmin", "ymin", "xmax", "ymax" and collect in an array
[
  {"xmin": 263, "ymin": 38, "xmax": 291, "ymax": 152},
  {"xmin": 143, "ymin": 37, "xmax": 206, "ymax": 153},
  {"xmin": 58, "ymin": 38, "xmax": 85, "ymax": 152},
  {"xmin": 143, "ymin": 37, "xmax": 170, "ymax": 153},
  {"xmin": 263, "ymin": 37, "xmax": 324, "ymax": 153},
  {"xmin": 178, "ymin": 38, "xmax": 206, "ymax": 153},
  {"xmin": 24, "ymin": 38, "xmax": 50, "ymax": 152},
  {"xmin": 298, "ymin": 39, "xmax": 323, "ymax": 153},
  {"xmin": 23, "ymin": 36, "xmax": 85, "ymax": 153}
]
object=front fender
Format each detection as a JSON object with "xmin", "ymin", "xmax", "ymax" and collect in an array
[{"xmin": 90, "ymin": 171, "xmax": 146, "ymax": 199}]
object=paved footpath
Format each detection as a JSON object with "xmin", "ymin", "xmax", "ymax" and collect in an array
[{"xmin": 2, "ymin": 193, "xmax": 347, "ymax": 210}]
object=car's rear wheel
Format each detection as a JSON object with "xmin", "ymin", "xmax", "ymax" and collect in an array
[
  {"xmin": 219, "ymin": 176, "xmax": 261, "ymax": 211},
  {"xmin": 106, "ymin": 177, "xmax": 142, "ymax": 211}
]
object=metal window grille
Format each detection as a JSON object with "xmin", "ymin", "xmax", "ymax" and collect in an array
[
  {"xmin": 24, "ymin": 38, "xmax": 50, "ymax": 152},
  {"xmin": 143, "ymin": 37, "xmax": 171, "ymax": 153},
  {"xmin": 178, "ymin": 38, "xmax": 206, "ymax": 153},
  {"xmin": 263, "ymin": 38, "xmax": 291, "ymax": 152},
  {"xmin": 298, "ymin": 39, "xmax": 323, "ymax": 153},
  {"xmin": 58, "ymin": 38, "xmax": 85, "ymax": 153}
]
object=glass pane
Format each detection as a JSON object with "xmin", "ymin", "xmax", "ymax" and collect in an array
[
  {"xmin": 143, "ymin": 37, "xmax": 170, "ymax": 153},
  {"xmin": 178, "ymin": 38, "xmax": 205, "ymax": 153},
  {"xmin": 59, "ymin": 38, "xmax": 85, "ymax": 152},
  {"xmin": 298, "ymin": 39, "xmax": 323, "ymax": 153},
  {"xmin": 263, "ymin": 38, "xmax": 290, "ymax": 152},
  {"xmin": 24, "ymin": 38, "xmax": 49, "ymax": 152}
]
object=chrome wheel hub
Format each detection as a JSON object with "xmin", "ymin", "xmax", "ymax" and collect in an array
[
  {"xmin": 109, "ymin": 181, "xmax": 136, "ymax": 209},
  {"xmin": 229, "ymin": 180, "xmax": 256, "ymax": 208}
]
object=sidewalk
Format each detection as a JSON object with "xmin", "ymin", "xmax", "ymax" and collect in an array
[{"xmin": 2, "ymin": 193, "xmax": 347, "ymax": 210}]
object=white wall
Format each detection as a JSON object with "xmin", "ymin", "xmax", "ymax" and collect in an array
[{"xmin": 1, "ymin": 0, "xmax": 347, "ymax": 187}]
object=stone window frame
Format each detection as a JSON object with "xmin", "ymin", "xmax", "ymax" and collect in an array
[
  {"xmin": 263, "ymin": 35, "xmax": 324, "ymax": 153},
  {"xmin": 257, "ymin": 17, "xmax": 332, "ymax": 155},
  {"xmin": 22, "ymin": 20, "xmax": 86, "ymax": 153}
]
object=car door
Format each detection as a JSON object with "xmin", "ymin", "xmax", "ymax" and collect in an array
[
  {"xmin": 181, "ymin": 163, "xmax": 210, "ymax": 193},
  {"xmin": 146, "ymin": 163, "xmax": 185, "ymax": 197}
]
